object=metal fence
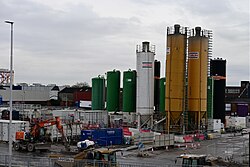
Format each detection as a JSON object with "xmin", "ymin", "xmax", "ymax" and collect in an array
[
  {"xmin": 0, "ymin": 154, "xmax": 248, "ymax": 167},
  {"xmin": 206, "ymin": 134, "xmax": 249, "ymax": 165},
  {"xmin": 0, "ymin": 155, "xmax": 185, "ymax": 167},
  {"xmin": 0, "ymin": 155, "xmax": 51, "ymax": 167},
  {"xmin": 0, "ymin": 133, "xmax": 248, "ymax": 167}
]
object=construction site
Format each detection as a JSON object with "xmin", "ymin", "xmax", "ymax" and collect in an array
[{"xmin": 0, "ymin": 24, "xmax": 249, "ymax": 167}]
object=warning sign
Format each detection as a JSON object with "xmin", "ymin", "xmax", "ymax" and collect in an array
[
  {"xmin": 142, "ymin": 62, "xmax": 152, "ymax": 68},
  {"xmin": 188, "ymin": 52, "xmax": 199, "ymax": 59}
]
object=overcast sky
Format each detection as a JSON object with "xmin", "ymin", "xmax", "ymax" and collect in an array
[{"xmin": 0, "ymin": 0, "xmax": 249, "ymax": 86}]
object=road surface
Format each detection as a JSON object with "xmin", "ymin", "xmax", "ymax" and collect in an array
[{"xmin": 0, "ymin": 133, "xmax": 248, "ymax": 166}]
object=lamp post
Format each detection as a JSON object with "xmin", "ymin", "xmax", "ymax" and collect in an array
[{"xmin": 5, "ymin": 20, "xmax": 14, "ymax": 167}]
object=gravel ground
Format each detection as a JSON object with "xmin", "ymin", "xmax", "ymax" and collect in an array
[{"xmin": 0, "ymin": 133, "xmax": 248, "ymax": 166}]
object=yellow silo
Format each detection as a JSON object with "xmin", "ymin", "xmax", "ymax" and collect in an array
[
  {"xmin": 166, "ymin": 24, "xmax": 187, "ymax": 133},
  {"xmin": 188, "ymin": 27, "xmax": 208, "ymax": 130}
]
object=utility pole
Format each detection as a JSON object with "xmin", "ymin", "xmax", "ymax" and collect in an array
[{"xmin": 5, "ymin": 20, "xmax": 14, "ymax": 167}]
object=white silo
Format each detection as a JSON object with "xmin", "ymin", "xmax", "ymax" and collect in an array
[{"xmin": 136, "ymin": 41, "xmax": 155, "ymax": 129}]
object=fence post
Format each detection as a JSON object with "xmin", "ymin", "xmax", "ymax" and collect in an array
[
  {"xmin": 48, "ymin": 158, "xmax": 51, "ymax": 167},
  {"xmin": 5, "ymin": 155, "xmax": 8, "ymax": 166},
  {"xmin": 27, "ymin": 157, "xmax": 29, "ymax": 167}
]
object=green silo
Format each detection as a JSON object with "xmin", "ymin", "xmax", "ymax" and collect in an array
[
  {"xmin": 123, "ymin": 70, "xmax": 136, "ymax": 112},
  {"xmin": 159, "ymin": 77, "xmax": 166, "ymax": 113},
  {"xmin": 207, "ymin": 77, "xmax": 214, "ymax": 119},
  {"xmin": 107, "ymin": 70, "xmax": 120, "ymax": 112},
  {"xmin": 92, "ymin": 76, "xmax": 105, "ymax": 110}
]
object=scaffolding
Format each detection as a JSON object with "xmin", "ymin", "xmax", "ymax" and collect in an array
[{"xmin": 0, "ymin": 68, "xmax": 14, "ymax": 84}]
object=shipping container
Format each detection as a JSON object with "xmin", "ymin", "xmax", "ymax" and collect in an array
[
  {"xmin": 0, "ymin": 120, "xmax": 29, "ymax": 142},
  {"xmin": 225, "ymin": 116, "xmax": 246, "ymax": 131},
  {"xmin": 80, "ymin": 128, "xmax": 123, "ymax": 146},
  {"xmin": 207, "ymin": 119, "xmax": 221, "ymax": 132}
]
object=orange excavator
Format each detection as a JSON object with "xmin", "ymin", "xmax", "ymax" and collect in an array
[{"xmin": 14, "ymin": 116, "xmax": 70, "ymax": 152}]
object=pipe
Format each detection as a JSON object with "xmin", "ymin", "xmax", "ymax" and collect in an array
[
  {"xmin": 195, "ymin": 27, "xmax": 201, "ymax": 36},
  {"xmin": 142, "ymin": 41, "xmax": 150, "ymax": 52},
  {"xmin": 174, "ymin": 24, "xmax": 180, "ymax": 34}
]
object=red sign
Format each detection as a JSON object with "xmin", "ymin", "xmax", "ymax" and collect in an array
[
  {"xmin": 123, "ymin": 127, "xmax": 132, "ymax": 136},
  {"xmin": 142, "ymin": 62, "xmax": 152, "ymax": 68},
  {"xmin": 188, "ymin": 52, "xmax": 199, "ymax": 59}
]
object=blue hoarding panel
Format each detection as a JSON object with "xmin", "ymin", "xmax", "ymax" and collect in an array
[
  {"xmin": 80, "ymin": 128, "xmax": 123, "ymax": 146},
  {"xmin": 80, "ymin": 130, "xmax": 93, "ymax": 141}
]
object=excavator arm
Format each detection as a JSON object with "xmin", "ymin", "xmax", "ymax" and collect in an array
[
  {"xmin": 55, "ymin": 117, "xmax": 70, "ymax": 151},
  {"xmin": 30, "ymin": 117, "xmax": 70, "ymax": 151}
]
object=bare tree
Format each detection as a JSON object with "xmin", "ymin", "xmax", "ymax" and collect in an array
[{"xmin": 72, "ymin": 82, "xmax": 90, "ymax": 88}]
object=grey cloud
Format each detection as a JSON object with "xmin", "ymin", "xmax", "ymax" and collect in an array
[
  {"xmin": 227, "ymin": 64, "xmax": 250, "ymax": 85},
  {"xmin": 1, "ymin": 0, "xmax": 142, "ymax": 54},
  {"xmin": 0, "ymin": 0, "xmax": 249, "ymax": 86},
  {"xmin": 0, "ymin": 0, "xmax": 144, "ymax": 85}
]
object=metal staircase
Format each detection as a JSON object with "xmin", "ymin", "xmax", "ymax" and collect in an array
[
  {"xmin": 183, "ymin": 27, "xmax": 190, "ymax": 134},
  {"xmin": 207, "ymin": 30, "xmax": 213, "ymax": 77}
]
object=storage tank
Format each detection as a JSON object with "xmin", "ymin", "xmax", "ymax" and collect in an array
[
  {"xmin": 107, "ymin": 70, "xmax": 120, "ymax": 112},
  {"xmin": 166, "ymin": 24, "xmax": 187, "ymax": 133},
  {"xmin": 159, "ymin": 77, "xmax": 166, "ymax": 113},
  {"xmin": 210, "ymin": 58, "xmax": 226, "ymax": 123},
  {"xmin": 136, "ymin": 41, "xmax": 155, "ymax": 128},
  {"xmin": 187, "ymin": 27, "xmax": 209, "ymax": 130},
  {"xmin": 123, "ymin": 70, "xmax": 136, "ymax": 112},
  {"xmin": 154, "ymin": 60, "xmax": 161, "ymax": 112},
  {"xmin": 91, "ymin": 76, "xmax": 105, "ymax": 110}
]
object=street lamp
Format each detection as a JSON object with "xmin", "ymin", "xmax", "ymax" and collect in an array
[{"xmin": 5, "ymin": 20, "xmax": 14, "ymax": 167}]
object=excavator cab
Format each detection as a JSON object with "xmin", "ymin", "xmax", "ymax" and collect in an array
[
  {"xmin": 14, "ymin": 116, "xmax": 69, "ymax": 152},
  {"xmin": 93, "ymin": 148, "xmax": 117, "ymax": 164},
  {"xmin": 175, "ymin": 154, "xmax": 207, "ymax": 167}
]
